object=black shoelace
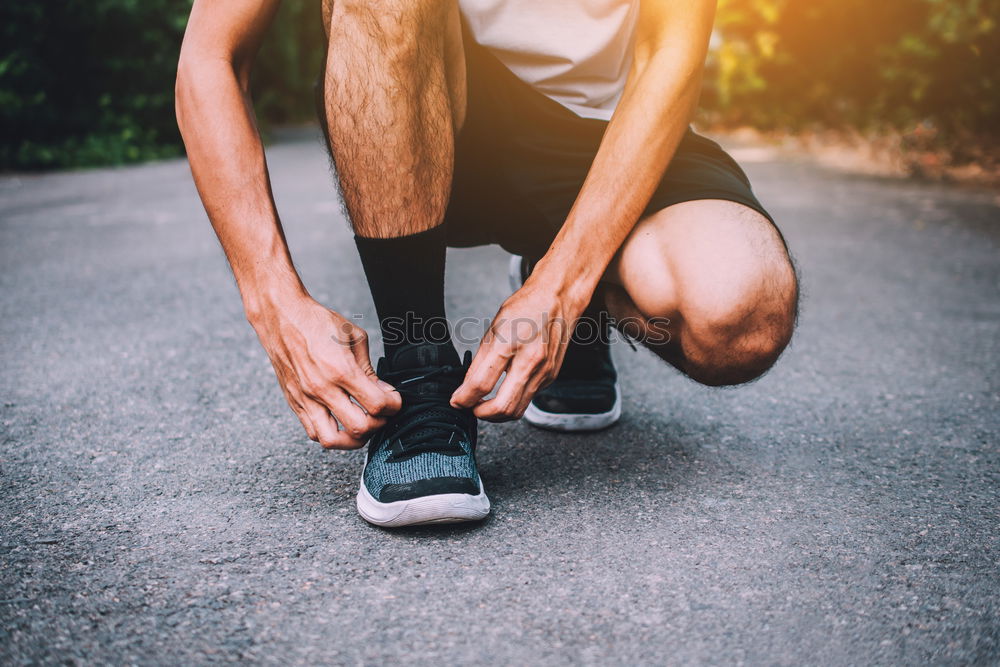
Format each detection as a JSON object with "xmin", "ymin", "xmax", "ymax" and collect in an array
[{"xmin": 379, "ymin": 363, "xmax": 471, "ymax": 461}]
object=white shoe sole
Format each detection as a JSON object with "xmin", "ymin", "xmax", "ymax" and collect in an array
[
  {"xmin": 523, "ymin": 382, "xmax": 622, "ymax": 432},
  {"xmin": 356, "ymin": 472, "xmax": 491, "ymax": 528}
]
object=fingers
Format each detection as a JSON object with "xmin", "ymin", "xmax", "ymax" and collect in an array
[
  {"xmin": 340, "ymin": 370, "xmax": 401, "ymax": 418},
  {"xmin": 263, "ymin": 306, "xmax": 400, "ymax": 449},
  {"xmin": 473, "ymin": 360, "xmax": 530, "ymax": 421},
  {"xmin": 347, "ymin": 326, "xmax": 377, "ymax": 377},
  {"xmin": 302, "ymin": 397, "xmax": 366, "ymax": 449},
  {"xmin": 289, "ymin": 400, "xmax": 317, "ymax": 442},
  {"xmin": 511, "ymin": 375, "xmax": 550, "ymax": 418},
  {"xmin": 473, "ymin": 348, "xmax": 547, "ymax": 422},
  {"xmin": 324, "ymin": 388, "xmax": 385, "ymax": 442},
  {"xmin": 451, "ymin": 336, "xmax": 511, "ymax": 408},
  {"xmin": 283, "ymin": 374, "xmax": 373, "ymax": 449},
  {"xmin": 345, "ymin": 327, "xmax": 402, "ymax": 416},
  {"xmin": 286, "ymin": 383, "xmax": 364, "ymax": 449},
  {"xmin": 277, "ymin": 378, "xmax": 320, "ymax": 442},
  {"xmin": 299, "ymin": 373, "xmax": 389, "ymax": 444},
  {"xmin": 471, "ymin": 326, "xmax": 568, "ymax": 420}
]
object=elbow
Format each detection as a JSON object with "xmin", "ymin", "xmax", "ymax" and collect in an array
[
  {"xmin": 174, "ymin": 50, "xmax": 252, "ymax": 141},
  {"xmin": 174, "ymin": 52, "xmax": 248, "ymax": 120},
  {"xmin": 174, "ymin": 55, "xmax": 233, "ymax": 135},
  {"xmin": 175, "ymin": 57, "xmax": 192, "ymax": 99},
  {"xmin": 641, "ymin": 48, "xmax": 703, "ymax": 88},
  {"xmin": 174, "ymin": 58, "xmax": 196, "ymax": 133}
]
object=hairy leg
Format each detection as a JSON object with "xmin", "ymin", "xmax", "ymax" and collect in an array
[
  {"xmin": 319, "ymin": 0, "xmax": 467, "ymax": 356},
  {"xmin": 603, "ymin": 200, "xmax": 798, "ymax": 386},
  {"xmin": 322, "ymin": 0, "xmax": 465, "ymax": 238}
]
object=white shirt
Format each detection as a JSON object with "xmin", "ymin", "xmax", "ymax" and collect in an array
[{"xmin": 459, "ymin": 0, "xmax": 638, "ymax": 120}]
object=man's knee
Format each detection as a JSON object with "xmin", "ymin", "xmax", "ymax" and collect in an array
[{"xmin": 680, "ymin": 258, "xmax": 798, "ymax": 386}]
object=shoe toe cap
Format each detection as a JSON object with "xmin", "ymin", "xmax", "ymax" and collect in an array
[{"xmin": 378, "ymin": 476, "xmax": 479, "ymax": 503}]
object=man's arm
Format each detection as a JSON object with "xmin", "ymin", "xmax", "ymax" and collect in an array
[
  {"xmin": 176, "ymin": 0, "xmax": 400, "ymax": 448},
  {"xmin": 453, "ymin": 0, "xmax": 716, "ymax": 418}
]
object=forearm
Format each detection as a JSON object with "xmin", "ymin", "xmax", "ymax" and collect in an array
[
  {"xmin": 173, "ymin": 0, "xmax": 400, "ymax": 444},
  {"xmin": 176, "ymin": 59, "xmax": 306, "ymax": 321}
]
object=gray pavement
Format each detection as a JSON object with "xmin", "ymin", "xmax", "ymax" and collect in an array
[{"xmin": 1, "ymin": 132, "xmax": 999, "ymax": 665}]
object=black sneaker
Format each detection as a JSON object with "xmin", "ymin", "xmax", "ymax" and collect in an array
[
  {"xmin": 508, "ymin": 255, "xmax": 622, "ymax": 432},
  {"xmin": 356, "ymin": 342, "xmax": 490, "ymax": 527}
]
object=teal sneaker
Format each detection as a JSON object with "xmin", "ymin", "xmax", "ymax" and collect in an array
[{"xmin": 356, "ymin": 343, "xmax": 490, "ymax": 527}]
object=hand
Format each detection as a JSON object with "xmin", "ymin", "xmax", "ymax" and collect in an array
[
  {"xmin": 250, "ymin": 295, "xmax": 401, "ymax": 449},
  {"xmin": 451, "ymin": 279, "xmax": 586, "ymax": 421}
]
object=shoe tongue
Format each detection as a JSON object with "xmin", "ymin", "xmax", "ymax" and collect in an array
[
  {"xmin": 383, "ymin": 344, "xmax": 468, "ymax": 451},
  {"xmin": 389, "ymin": 342, "xmax": 461, "ymax": 372}
]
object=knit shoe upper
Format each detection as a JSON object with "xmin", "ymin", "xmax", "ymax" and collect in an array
[{"xmin": 363, "ymin": 343, "xmax": 480, "ymax": 503}]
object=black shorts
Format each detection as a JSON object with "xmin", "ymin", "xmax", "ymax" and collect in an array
[{"xmin": 444, "ymin": 35, "xmax": 774, "ymax": 259}]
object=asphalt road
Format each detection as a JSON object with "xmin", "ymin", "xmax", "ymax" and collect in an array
[{"xmin": 2, "ymin": 132, "xmax": 999, "ymax": 665}]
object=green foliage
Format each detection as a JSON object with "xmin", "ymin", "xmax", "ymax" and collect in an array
[
  {"xmin": 705, "ymin": 0, "xmax": 1000, "ymax": 145},
  {"xmin": 0, "ymin": 0, "xmax": 324, "ymax": 170},
  {"xmin": 0, "ymin": 0, "xmax": 192, "ymax": 169},
  {"xmin": 252, "ymin": 0, "xmax": 327, "ymax": 126},
  {"xmin": 2, "ymin": 0, "xmax": 996, "ymax": 169}
]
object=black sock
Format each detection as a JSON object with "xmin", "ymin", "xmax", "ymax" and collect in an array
[{"xmin": 354, "ymin": 225, "xmax": 453, "ymax": 359}]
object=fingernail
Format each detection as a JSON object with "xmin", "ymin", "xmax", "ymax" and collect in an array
[{"xmin": 377, "ymin": 380, "xmax": 396, "ymax": 392}]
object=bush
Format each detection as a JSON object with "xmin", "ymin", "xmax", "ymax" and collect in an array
[
  {"xmin": 704, "ymin": 0, "xmax": 1000, "ymax": 149},
  {"xmin": 0, "ymin": 1, "xmax": 191, "ymax": 169},
  {"xmin": 0, "ymin": 0, "xmax": 324, "ymax": 170},
  {"xmin": 252, "ymin": 0, "xmax": 326, "ymax": 127},
  {"xmin": 2, "ymin": 0, "xmax": 997, "ymax": 169}
]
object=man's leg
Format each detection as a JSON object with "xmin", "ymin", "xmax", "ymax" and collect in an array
[
  {"xmin": 604, "ymin": 200, "xmax": 798, "ymax": 386},
  {"xmin": 322, "ymin": 0, "xmax": 465, "ymax": 355},
  {"xmin": 320, "ymin": 1, "xmax": 490, "ymax": 528}
]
